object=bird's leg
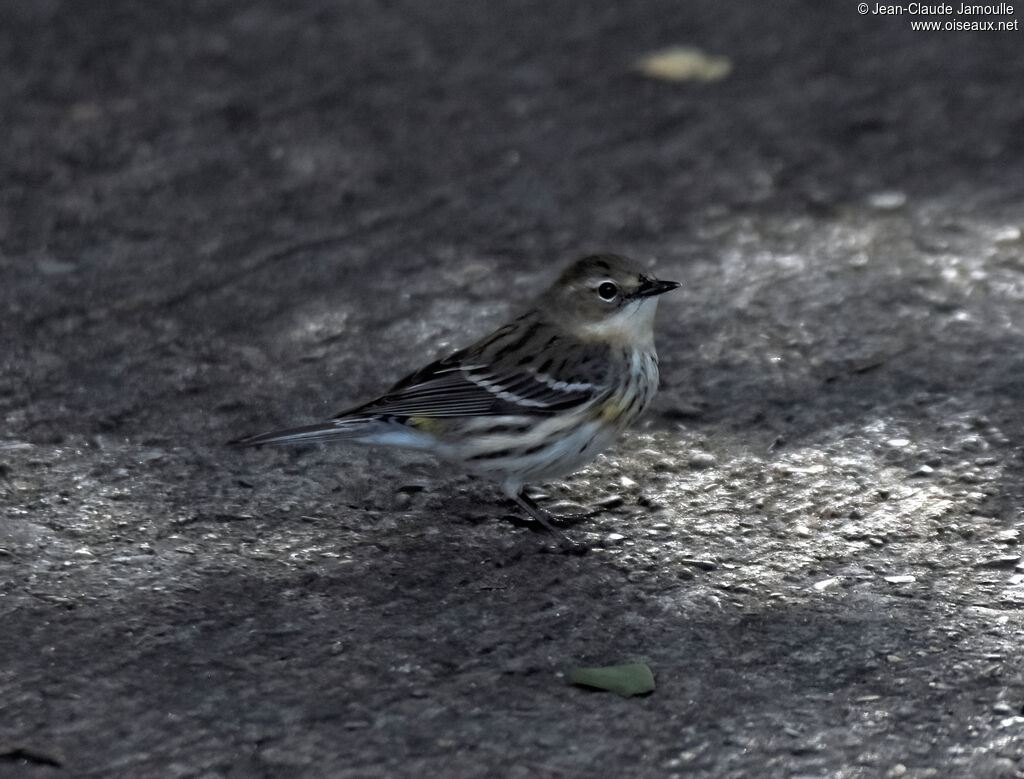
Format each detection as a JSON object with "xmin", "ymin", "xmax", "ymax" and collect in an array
[
  {"xmin": 511, "ymin": 490, "xmax": 560, "ymax": 531},
  {"xmin": 514, "ymin": 490, "xmax": 602, "ymax": 526},
  {"xmin": 511, "ymin": 490, "xmax": 589, "ymax": 554}
]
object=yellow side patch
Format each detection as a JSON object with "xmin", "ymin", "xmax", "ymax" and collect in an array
[
  {"xmin": 592, "ymin": 395, "xmax": 628, "ymax": 424},
  {"xmin": 406, "ymin": 416, "xmax": 443, "ymax": 434}
]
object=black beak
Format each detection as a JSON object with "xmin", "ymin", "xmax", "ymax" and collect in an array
[{"xmin": 637, "ymin": 276, "xmax": 681, "ymax": 298}]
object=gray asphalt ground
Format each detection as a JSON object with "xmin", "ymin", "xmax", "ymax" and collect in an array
[{"xmin": 3, "ymin": 2, "xmax": 1024, "ymax": 776}]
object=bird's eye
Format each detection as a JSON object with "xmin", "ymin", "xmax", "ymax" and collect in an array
[{"xmin": 597, "ymin": 281, "xmax": 619, "ymax": 301}]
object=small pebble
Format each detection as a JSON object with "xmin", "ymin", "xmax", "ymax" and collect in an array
[
  {"xmin": 868, "ymin": 190, "xmax": 907, "ymax": 210},
  {"xmin": 545, "ymin": 500, "xmax": 588, "ymax": 516},
  {"xmin": 994, "ymin": 530, "xmax": 1019, "ymax": 545},
  {"xmin": 975, "ymin": 555, "xmax": 1021, "ymax": 570},
  {"xmin": 595, "ymin": 494, "xmax": 625, "ymax": 510},
  {"xmin": 679, "ymin": 557, "xmax": 717, "ymax": 571},
  {"xmin": 36, "ymin": 257, "xmax": 77, "ymax": 275},
  {"xmin": 993, "ymin": 225, "xmax": 1021, "ymax": 243},
  {"xmin": 688, "ymin": 452, "xmax": 717, "ymax": 469}
]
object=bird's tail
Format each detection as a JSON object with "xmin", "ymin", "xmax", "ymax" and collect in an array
[{"xmin": 229, "ymin": 418, "xmax": 377, "ymax": 447}]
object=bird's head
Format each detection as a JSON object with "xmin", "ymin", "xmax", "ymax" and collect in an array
[{"xmin": 539, "ymin": 254, "xmax": 679, "ymax": 346}]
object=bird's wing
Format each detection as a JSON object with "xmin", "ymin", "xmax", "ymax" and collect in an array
[{"xmin": 338, "ymin": 352, "xmax": 607, "ymax": 420}]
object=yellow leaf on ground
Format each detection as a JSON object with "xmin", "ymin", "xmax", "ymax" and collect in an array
[{"xmin": 635, "ymin": 46, "xmax": 732, "ymax": 82}]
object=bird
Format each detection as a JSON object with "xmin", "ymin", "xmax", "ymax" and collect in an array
[{"xmin": 232, "ymin": 253, "xmax": 679, "ymax": 547}]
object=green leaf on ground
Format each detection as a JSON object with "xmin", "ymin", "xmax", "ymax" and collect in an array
[{"xmin": 569, "ymin": 663, "xmax": 655, "ymax": 697}]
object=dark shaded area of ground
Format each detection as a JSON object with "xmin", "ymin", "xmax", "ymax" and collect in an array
[{"xmin": 3, "ymin": 2, "xmax": 1024, "ymax": 777}]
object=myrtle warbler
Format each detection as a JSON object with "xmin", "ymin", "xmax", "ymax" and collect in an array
[{"xmin": 234, "ymin": 254, "xmax": 678, "ymax": 542}]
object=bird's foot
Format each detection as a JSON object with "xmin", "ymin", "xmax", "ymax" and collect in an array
[{"xmin": 510, "ymin": 491, "xmax": 596, "ymax": 554}]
